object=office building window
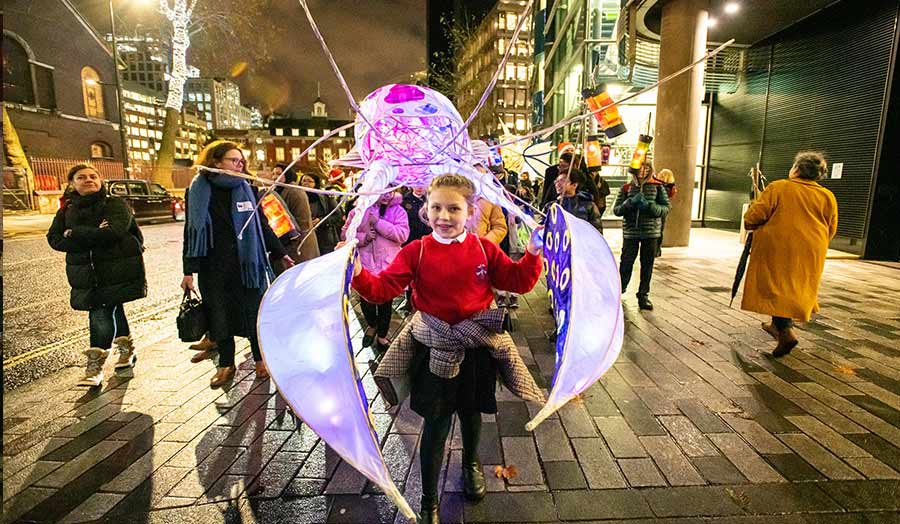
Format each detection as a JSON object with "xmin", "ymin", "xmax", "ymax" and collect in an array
[
  {"xmin": 291, "ymin": 147, "xmax": 301, "ymax": 159},
  {"xmin": 308, "ymin": 148, "xmax": 317, "ymax": 161},
  {"xmin": 516, "ymin": 116, "xmax": 526, "ymax": 131},
  {"xmin": 275, "ymin": 147, "xmax": 285, "ymax": 161}
]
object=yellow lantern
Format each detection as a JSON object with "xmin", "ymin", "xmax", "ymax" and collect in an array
[
  {"xmin": 628, "ymin": 134, "xmax": 653, "ymax": 176},
  {"xmin": 260, "ymin": 192, "xmax": 300, "ymax": 240},
  {"xmin": 584, "ymin": 135, "xmax": 603, "ymax": 173}
]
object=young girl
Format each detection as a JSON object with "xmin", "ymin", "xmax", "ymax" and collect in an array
[
  {"xmin": 350, "ymin": 174, "xmax": 543, "ymax": 523},
  {"xmin": 342, "ymin": 190, "xmax": 410, "ymax": 354}
]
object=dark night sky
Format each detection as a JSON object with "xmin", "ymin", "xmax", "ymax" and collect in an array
[{"xmin": 72, "ymin": 0, "xmax": 428, "ymax": 117}]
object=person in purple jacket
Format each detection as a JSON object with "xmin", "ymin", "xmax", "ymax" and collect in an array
[{"xmin": 342, "ymin": 190, "xmax": 410, "ymax": 354}]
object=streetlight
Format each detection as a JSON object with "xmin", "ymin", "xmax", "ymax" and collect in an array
[{"xmin": 109, "ymin": 0, "xmax": 131, "ymax": 178}]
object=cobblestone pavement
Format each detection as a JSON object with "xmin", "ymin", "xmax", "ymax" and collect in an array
[{"xmin": 3, "ymin": 230, "xmax": 900, "ymax": 524}]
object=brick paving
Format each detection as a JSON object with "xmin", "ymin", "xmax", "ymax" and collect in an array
[{"xmin": 3, "ymin": 229, "xmax": 900, "ymax": 523}]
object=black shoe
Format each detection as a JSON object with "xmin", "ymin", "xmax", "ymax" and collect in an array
[
  {"xmin": 418, "ymin": 495, "xmax": 439, "ymax": 524},
  {"xmin": 462, "ymin": 461, "xmax": 486, "ymax": 502},
  {"xmin": 637, "ymin": 296, "xmax": 654, "ymax": 311},
  {"xmin": 362, "ymin": 330, "xmax": 376, "ymax": 348},
  {"xmin": 375, "ymin": 339, "xmax": 389, "ymax": 357}
]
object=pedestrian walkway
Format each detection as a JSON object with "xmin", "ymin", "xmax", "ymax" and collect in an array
[
  {"xmin": 2, "ymin": 213, "xmax": 54, "ymax": 240},
  {"xmin": 3, "ymin": 230, "xmax": 899, "ymax": 524}
]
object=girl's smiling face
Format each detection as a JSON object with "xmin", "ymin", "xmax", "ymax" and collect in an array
[{"xmin": 426, "ymin": 187, "xmax": 473, "ymax": 239}]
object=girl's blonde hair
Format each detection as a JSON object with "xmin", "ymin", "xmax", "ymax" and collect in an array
[{"xmin": 417, "ymin": 173, "xmax": 478, "ymax": 223}]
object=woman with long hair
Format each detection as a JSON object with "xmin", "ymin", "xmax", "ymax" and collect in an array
[
  {"xmin": 181, "ymin": 141, "xmax": 292, "ymax": 386},
  {"xmin": 48, "ymin": 164, "xmax": 146, "ymax": 387}
]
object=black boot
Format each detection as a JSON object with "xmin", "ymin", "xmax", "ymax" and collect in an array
[
  {"xmin": 419, "ymin": 415, "xmax": 452, "ymax": 524},
  {"xmin": 462, "ymin": 460, "xmax": 486, "ymax": 501},
  {"xmin": 418, "ymin": 495, "xmax": 440, "ymax": 524},
  {"xmin": 459, "ymin": 412, "xmax": 486, "ymax": 501},
  {"xmin": 637, "ymin": 295, "xmax": 654, "ymax": 311}
]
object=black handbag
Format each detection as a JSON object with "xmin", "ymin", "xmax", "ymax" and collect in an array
[{"xmin": 176, "ymin": 289, "xmax": 208, "ymax": 342}]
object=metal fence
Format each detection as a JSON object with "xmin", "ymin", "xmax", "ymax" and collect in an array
[{"xmin": 26, "ymin": 158, "xmax": 193, "ymax": 191}]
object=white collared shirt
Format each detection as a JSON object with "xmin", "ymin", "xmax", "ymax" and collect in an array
[{"xmin": 431, "ymin": 230, "xmax": 468, "ymax": 245}]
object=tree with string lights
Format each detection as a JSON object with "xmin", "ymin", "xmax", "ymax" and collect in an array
[{"xmin": 152, "ymin": 0, "xmax": 275, "ymax": 187}]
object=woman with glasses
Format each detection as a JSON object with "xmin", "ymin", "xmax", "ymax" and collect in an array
[{"xmin": 181, "ymin": 141, "xmax": 293, "ymax": 386}]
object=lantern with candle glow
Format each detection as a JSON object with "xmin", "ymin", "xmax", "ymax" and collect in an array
[
  {"xmin": 582, "ymin": 85, "xmax": 627, "ymax": 139},
  {"xmin": 260, "ymin": 192, "xmax": 300, "ymax": 240},
  {"xmin": 628, "ymin": 134, "xmax": 653, "ymax": 176},
  {"xmin": 584, "ymin": 135, "xmax": 603, "ymax": 173}
]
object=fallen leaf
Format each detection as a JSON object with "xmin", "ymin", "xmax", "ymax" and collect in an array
[
  {"xmin": 834, "ymin": 365, "xmax": 856, "ymax": 376},
  {"xmin": 494, "ymin": 464, "xmax": 519, "ymax": 480}
]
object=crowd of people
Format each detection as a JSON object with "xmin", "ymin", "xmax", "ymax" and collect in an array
[{"xmin": 48, "ymin": 138, "xmax": 837, "ymax": 523}]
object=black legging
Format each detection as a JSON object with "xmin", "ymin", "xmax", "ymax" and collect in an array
[
  {"xmin": 360, "ymin": 299, "xmax": 392, "ymax": 338},
  {"xmin": 420, "ymin": 412, "xmax": 482, "ymax": 501}
]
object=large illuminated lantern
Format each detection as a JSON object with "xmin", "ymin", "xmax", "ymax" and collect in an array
[{"xmin": 249, "ymin": 0, "xmax": 730, "ymax": 519}]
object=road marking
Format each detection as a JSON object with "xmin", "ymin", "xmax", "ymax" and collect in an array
[{"xmin": 3, "ymin": 297, "xmax": 180, "ymax": 369}]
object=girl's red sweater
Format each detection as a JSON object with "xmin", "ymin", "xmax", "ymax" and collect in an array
[{"xmin": 352, "ymin": 233, "xmax": 542, "ymax": 325}]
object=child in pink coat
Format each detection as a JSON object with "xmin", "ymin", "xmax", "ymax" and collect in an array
[{"xmin": 342, "ymin": 191, "xmax": 410, "ymax": 353}]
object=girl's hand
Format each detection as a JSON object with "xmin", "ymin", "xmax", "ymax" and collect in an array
[
  {"xmin": 526, "ymin": 227, "xmax": 545, "ymax": 256},
  {"xmin": 181, "ymin": 275, "xmax": 197, "ymax": 292},
  {"xmin": 281, "ymin": 255, "xmax": 295, "ymax": 269}
]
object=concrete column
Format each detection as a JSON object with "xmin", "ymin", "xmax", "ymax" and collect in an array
[{"xmin": 654, "ymin": 0, "xmax": 708, "ymax": 246}]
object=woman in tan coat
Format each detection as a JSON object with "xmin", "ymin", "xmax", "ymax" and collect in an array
[{"xmin": 742, "ymin": 151, "xmax": 838, "ymax": 357}]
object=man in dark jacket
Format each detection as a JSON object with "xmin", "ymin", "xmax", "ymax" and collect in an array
[
  {"xmin": 402, "ymin": 186, "xmax": 432, "ymax": 245},
  {"xmin": 613, "ymin": 163, "xmax": 670, "ymax": 311},
  {"xmin": 544, "ymin": 168, "xmax": 604, "ymax": 232}
]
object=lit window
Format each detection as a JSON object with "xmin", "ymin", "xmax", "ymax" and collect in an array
[
  {"xmin": 142, "ymin": 152, "xmax": 150, "ymax": 161},
  {"xmin": 275, "ymin": 147, "xmax": 285, "ymax": 161},
  {"xmin": 308, "ymin": 148, "xmax": 317, "ymax": 161},
  {"xmin": 188, "ymin": 93, "xmax": 196, "ymax": 101},
  {"xmin": 256, "ymin": 149, "xmax": 265, "ymax": 162},
  {"xmin": 498, "ymin": 39, "xmax": 506, "ymax": 56},
  {"xmin": 90, "ymin": 142, "xmax": 112, "ymax": 159},
  {"xmin": 506, "ymin": 63, "xmax": 516, "ymax": 80},
  {"xmin": 275, "ymin": 128, "xmax": 284, "ymax": 136},
  {"xmin": 338, "ymin": 129, "xmax": 346, "ymax": 137},
  {"xmin": 498, "ymin": 13, "xmax": 506, "ymax": 29},
  {"xmin": 323, "ymin": 129, "xmax": 330, "ymax": 136},
  {"xmin": 515, "ymin": 116, "xmax": 526, "ymax": 131},
  {"xmin": 506, "ymin": 13, "xmax": 517, "ymax": 29},
  {"xmin": 338, "ymin": 148, "xmax": 347, "ymax": 157},
  {"xmin": 517, "ymin": 64, "xmax": 527, "ymax": 81},
  {"xmin": 81, "ymin": 67, "xmax": 105, "ymax": 119},
  {"xmin": 291, "ymin": 147, "xmax": 301, "ymax": 159},
  {"xmin": 323, "ymin": 148, "xmax": 333, "ymax": 161},
  {"xmin": 204, "ymin": 93, "xmax": 211, "ymax": 101},
  {"xmin": 307, "ymin": 129, "xmax": 315, "ymax": 136},
  {"xmin": 291, "ymin": 128, "xmax": 300, "ymax": 136}
]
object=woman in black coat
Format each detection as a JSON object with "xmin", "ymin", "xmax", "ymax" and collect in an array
[
  {"xmin": 181, "ymin": 141, "xmax": 292, "ymax": 387},
  {"xmin": 47, "ymin": 164, "xmax": 146, "ymax": 387},
  {"xmin": 300, "ymin": 173, "xmax": 342, "ymax": 254}
]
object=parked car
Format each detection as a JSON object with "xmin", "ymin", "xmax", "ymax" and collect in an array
[{"xmin": 106, "ymin": 179, "xmax": 185, "ymax": 222}]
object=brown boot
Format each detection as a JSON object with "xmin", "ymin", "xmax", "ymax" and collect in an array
[
  {"xmin": 772, "ymin": 327, "xmax": 798, "ymax": 358},
  {"xmin": 761, "ymin": 322, "xmax": 779, "ymax": 341},
  {"xmin": 210, "ymin": 366, "xmax": 236, "ymax": 388},
  {"xmin": 189, "ymin": 334, "xmax": 218, "ymax": 352},
  {"xmin": 191, "ymin": 349, "xmax": 217, "ymax": 363},
  {"xmin": 255, "ymin": 361, "xmax": 270, "ymax": 380}
]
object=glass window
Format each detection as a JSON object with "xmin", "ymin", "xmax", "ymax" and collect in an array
[
  {"xmin": 291, "ymin": 147, "xmax": 301, "ymax": 159},
  {"xmin": 109, "ymin": 182, "xmax": 128, "ymax": 196},
  {"xmin": 338, "ymin": 129, "xmax": 346, "ymax": 137},
  {"xmin": 506, "ymin": 12, "xmax": 517, "ymax": 29},
  {"xmin": 81, "ymin": 67, "xmax": 105, "ymax": 118},
  {"xmin": 308, "ymin": 148, "xmax": 317, "ymax": 161},
  {"xmin": 338, "ymin": 148, "xmax": 347, "ymax": 157},
  {"xmin": 506, "ymin": 63, "xmax": 516, "ymax": 80},
  {"xmin": 126, "ymin": 181, "xmax": 148, "ymax": 195},
  {"xmin": 204, "ymin": 93, "xmax": 211, "ymax": 101},
  {"xmin": 516, "ymin": 89, "xmax": 526, "ymax": 108},
  {"xmin": 90, "ymin": 142, "xmax": 112, "ymax": 159},
  {"xmin": 323, "ymin": 148, "xmax": 333, "ymax": 161},
  {"xmin": 150, "ymin": 183, "xmax": 169, "ymax": 196},
  {"xmin": 504, "ymin": 89, "xmax": 515, "ymax": 107},
  {"xmin": 188, "ymin": 93, "xmax": 196, "ymax": 101},
  {"xmin": 256, "ymin": 149, "xmax": 265, "ymax": 161},
  {"xmin": 515, "ymin": 116, "xmax": 526, "ymax": 131},
  {"xmin": 291, "ymin": 128, "xmax": 300, "ymax": 136},
  {"xmin": 275, "ymin": 147, "xmax": 285, "ymax": 161},
  {"xmin": 275, "ymin": 128, "xmax": 284, "ymax": 136},
  {"xmin": 2, "ymin": 34, "xmax": 35, "ymax": 105},
  {"xmin": 498, "ymin": 38, "xmax": 506, "ymax": 56},
  {"xmin": 323, "ymin": 129, "xmax": 330, "ymax": 135},
  {"xmin": 307, "ymin": 129, "xmax": 315, "ymax": 136},
  {"xmin": 517, "ymin": 64, "xmax": 527, "ymax": 81},
  {"xmin": 498, "ymin": 13, "xmax": 506, "ymax": 29}
]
